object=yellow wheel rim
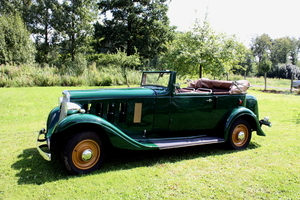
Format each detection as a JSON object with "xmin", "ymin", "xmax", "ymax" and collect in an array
[
  {"xmin": 72, "ymin": 139, "xmax": 100, "ymax": 170},
  {"xmin": 232, "ymin": 124, "xmax": 249, "ymax": 147}
]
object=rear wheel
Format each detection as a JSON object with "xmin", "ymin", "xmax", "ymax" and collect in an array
[
  {"xmin": 227, "ymin": 119, "xmax": 252, "ymax": 150},
  {"xmin": 63, "ymin": 131, "xmax": 105, "ymax": 174}
]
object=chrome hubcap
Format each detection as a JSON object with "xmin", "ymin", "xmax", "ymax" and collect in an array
[
  {"xmin": 238, "ymin": 131, "xmax": 245, "ymax": 140},
  {"xmin": 82, "ymin": 149, "xmax": 93, "ymax": 161}
]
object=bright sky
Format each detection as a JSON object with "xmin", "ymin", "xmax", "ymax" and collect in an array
[{"xmin": 167, "ymin": 0, "xmax": 300, "ymax": 47}]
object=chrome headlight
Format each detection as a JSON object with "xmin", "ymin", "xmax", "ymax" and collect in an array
[
  {"xmin": 66, "ymin": 102, "xmax": 83, "ymax": 114},
  {"xmin": 59, "ymin": 98, "xmax": 85, "ymax": 121}
]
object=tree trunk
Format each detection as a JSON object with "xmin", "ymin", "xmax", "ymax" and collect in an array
[
  {"xmin": 122, "ymin": 66, "xmax": 130, "ymax": 87},
  {"xmin": 44, "ymin": 20, "xmax": 49, "ymax": 64},
  {"xmin": 290, "ymin": 73, "xmax": 294, "ymax": 93},
  {"xmin": 71, "ymin": 33, "xmax": 75, "ymax": 61},
  {"xmin": 264, "ymin": 72, "xmax": 267, "ymax": 91},
  {"xmin": 199, "ymin": 64, "xmax": 202, "ymax": 78},
  {"xmin": 127, "ymin": 20, "xmax": 132, "ymax": 56}
]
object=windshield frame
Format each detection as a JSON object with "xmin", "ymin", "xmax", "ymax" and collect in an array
[{"xmin": 141, "ymin": 71, "xmax": 171, "ymax": 88}]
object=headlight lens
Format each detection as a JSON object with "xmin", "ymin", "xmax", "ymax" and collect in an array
[
  {"xmin": 66, "ymin": 102, "xmax": 82, "ymax": 114},
  {"xmin": 59, "ymin": 98, "xmax": 83, "ymax": 121}
]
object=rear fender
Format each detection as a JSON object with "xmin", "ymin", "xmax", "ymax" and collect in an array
[
  {"xmin": 223, "ymin": 107, "xmax": 266, "ymax": 141},
  {"xmin": 51, "ymin": 114, "xmax": 157, "ymax": 150}
]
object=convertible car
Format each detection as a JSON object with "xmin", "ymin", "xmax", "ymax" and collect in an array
[{"xmin": 37, "ymin": 71, "xmax": 271, "ymax": 174}]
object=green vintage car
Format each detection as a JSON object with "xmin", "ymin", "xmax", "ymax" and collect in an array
[{"xmin": 37, "ymin": 71, "xmax": 271, "ymax": 174}]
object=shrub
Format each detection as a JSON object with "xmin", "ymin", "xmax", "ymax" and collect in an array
[{"xmin": 0, "ymin": 14, "xmax": 36, "ymax": 64}]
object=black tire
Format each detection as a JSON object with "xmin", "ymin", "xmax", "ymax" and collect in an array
[
  {"xmin": 62, "ymin": 131, "xmax": 105, "ymax": 174},
  {"xmin": 227, "ymin": 119, "xmax": 252, "ymax": 150}
]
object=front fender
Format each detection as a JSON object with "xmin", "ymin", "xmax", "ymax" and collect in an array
[
  {"xmin": 51, "ymin": 114, "xmax": 158, "ymax": 150},
  {"xmin": 223, "ymin": 107, "xmax": 266, "ymax": 141}
]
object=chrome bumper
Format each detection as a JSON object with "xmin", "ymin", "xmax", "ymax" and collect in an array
[
  {"xmin": 37, "ymin": 128, "xmax": 51, "ymax": 161},
  {"xmin": 259, "ymin": 117, "xmax": 272, "ymax": 127}
]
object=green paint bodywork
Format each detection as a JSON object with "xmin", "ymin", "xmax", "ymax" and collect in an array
[{"xmin": 42, "ymin": 71, "xmax": 268, "ymax": 152}]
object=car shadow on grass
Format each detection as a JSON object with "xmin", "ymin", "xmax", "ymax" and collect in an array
[{"xmin": 12, "ymin": 142, "xmax": 260, "ymax": 185}]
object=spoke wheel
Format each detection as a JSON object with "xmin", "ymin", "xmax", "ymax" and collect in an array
[
  {"xmin": 228, "ymin": 119, "xmax": 252, "ymax": 150},
  {"xmin": 63, "ymin": 131, "xmax": 105, "ymax": 174}
]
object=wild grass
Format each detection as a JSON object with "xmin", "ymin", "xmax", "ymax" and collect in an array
[
  {"xmin": 0, "ymin": 83, "xmax": 299, "ymax": 199},
  {"xmin": 1, "ymin": 63, "xmax": 297, "ymax": 92},
  {"xmin": 0, "ymin": 64, "xmax": 141, "ymax": 87}
]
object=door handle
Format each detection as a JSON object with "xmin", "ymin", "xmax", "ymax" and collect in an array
[{"xmin": 206, "ymin": 99, "xmax": 212, "ymax": 102}]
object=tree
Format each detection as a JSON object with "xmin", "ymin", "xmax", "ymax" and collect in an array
[
  {"xmin": 0, "ymin": 14, "xmax": 36, "ymax": 64},
  {"xmin": 251, "ymin": 34, "xmax": 272, "ymax": 62},
  {"xmin": 25, "ymin": 0, "xmax": 60, "ymax": 64},
  {"xmin": 216, "ymin": 35, "xmax": 247, "ymax": 78},
  {"xmin": 287, "ymin": 37, "xmax": 300, "ymax": 65},
  {"xmin": 108, "ymin": 50, "xmax": 141, "ymax": 87},
  {"xmin": 0, "ymin": 0, "xmax": 31, "ymax": 16},
  {"xmin": 95, "ymin": 0, "xmax": 175, "ymax": 59},
  {"xmin": 270, "ymin": 37, "xmax": 293, "ymax": 66},
  {"xmin": 251, "ymin": 34, "xmax": 273, "ymax": 89},
  {"xmin": 55, "ymin": 0, "xmax": 98, "ymax": 61},
  {"xmin": 162, "ymin": 17, "xmax": 246, "ymax": 78},
  {"xmin": 258, "ymin": 53, "xmax": 272, "ymax": 90},
  {"xmin": 269, "ymin": 37, "xmax": 300, "ymax": 66},
  {"xmin": 235, "ymin": 49, "xmax": 257, "ymax": 77}
]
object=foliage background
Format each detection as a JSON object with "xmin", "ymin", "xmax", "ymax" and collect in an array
[{"xmin": 1, "ymin": 0, "xmax": 300, "ymax": 85}]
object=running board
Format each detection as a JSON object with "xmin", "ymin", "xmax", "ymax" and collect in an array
[{"xmin": 139, "ymin": 136, "xmax": 225, "ymax": 150}]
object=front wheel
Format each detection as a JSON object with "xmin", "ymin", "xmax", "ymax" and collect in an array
[
  {"xmin": 227, "ymin": 119, "xmax": 252, "ymax": 150},
  {"xmin": 62, "ymin": 131, "xmax": 105, "ymax": 174}
]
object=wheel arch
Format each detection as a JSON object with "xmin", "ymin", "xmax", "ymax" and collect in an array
[
  {"xmin": 223, "ymin": 107, "xmax": 262, "ymax": 141},
  {"xmin": 50, "ymin": 123, "xmax": 112, "ymax": 155},
  {"xmin": 49, "ymin": 114, "xmax": 152, "ymax": 153}
]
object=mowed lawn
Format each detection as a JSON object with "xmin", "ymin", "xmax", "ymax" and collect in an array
[{"xmin": 0, "ymin": 86, "xmax": 299, "ymax": 199}]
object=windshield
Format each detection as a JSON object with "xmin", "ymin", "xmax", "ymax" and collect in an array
[{"xmin": 141, "ymin": 72, "xmax": 170, "ymax": 87}]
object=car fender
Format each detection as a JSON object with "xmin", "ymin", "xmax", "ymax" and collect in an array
[
  {"xmin": 51, "ymin": 114, "xmax": 158, "ymax": 150},
  {"xmin": 223, "ymin": 107, "xmax": 266, "ymax": 141},
  {"xmin": 46, "ymin": 106, "xmax": 60, "ymax": 137}
]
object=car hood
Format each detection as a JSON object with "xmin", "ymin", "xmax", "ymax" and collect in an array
[{"xmin": 64, "ymin": 87, "xmax": 156, "ymax": 101}]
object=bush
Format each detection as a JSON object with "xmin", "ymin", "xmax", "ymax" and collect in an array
[
  {"xmin": 0, "ymin": 14, "xmax": 36, "ymax": 64},
  {"xmin": 268, "ymin": 64, "xmax": 300, "ymax": 79}
]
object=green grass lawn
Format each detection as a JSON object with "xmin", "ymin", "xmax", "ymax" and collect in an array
[{"xmin": 0, "ymin": 85, "xmax": 299, "ymax": 199}]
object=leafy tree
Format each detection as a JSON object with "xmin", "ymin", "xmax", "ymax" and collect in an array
[
  {"xmin": 235, "ymin": 49, "xmax": 257, "ymax": 77},
  {"xmin": 216, "ymin": 35, "xmax": 247, "ymax": 78},
  {"xmin": 0, "ymin": 14, "xmax": 35, "ymax": 64},
  {"xmin": 270, "ymin": 37, "xmax": 293, "ymax": 65},
  {"xmin": 251, "ymin": 34, "xmax": 272, "ymax": 62},
  {"xmin": 269, "ymin": 37, "xmax": 300, "ymax": 66},
  {"xmin": 252, "ymin": 34, "xmax": 273, "ymax": 88},
  {"xmin": 95, "ymin": 0, "xmax": 175, "ymax": 59},
  {"xmin": 25, "ymin": 0, "xmax": 60, "ymax": 64},
  {"xmin": 258, "ymin": 53, "xmax": 272, "ymax": 90},
  {"xmin": 162, "ymin": 17, "xmax": 246, "ymax": 78},
  {"xmin": 287, "ymin": 37, "xmax": 300, "ymax": 65},
  {"xmin": 55, "ymin": 0, "xmax": 98, "ymax": 61},
  {"xmin": 0, "ymin": 0, "xmax": 31, "ymax": 15}
]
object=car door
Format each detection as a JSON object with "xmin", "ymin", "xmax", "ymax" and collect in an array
[{"xmin": 169, "ymin": 93, "xmax": 214, "ymax": 132}]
